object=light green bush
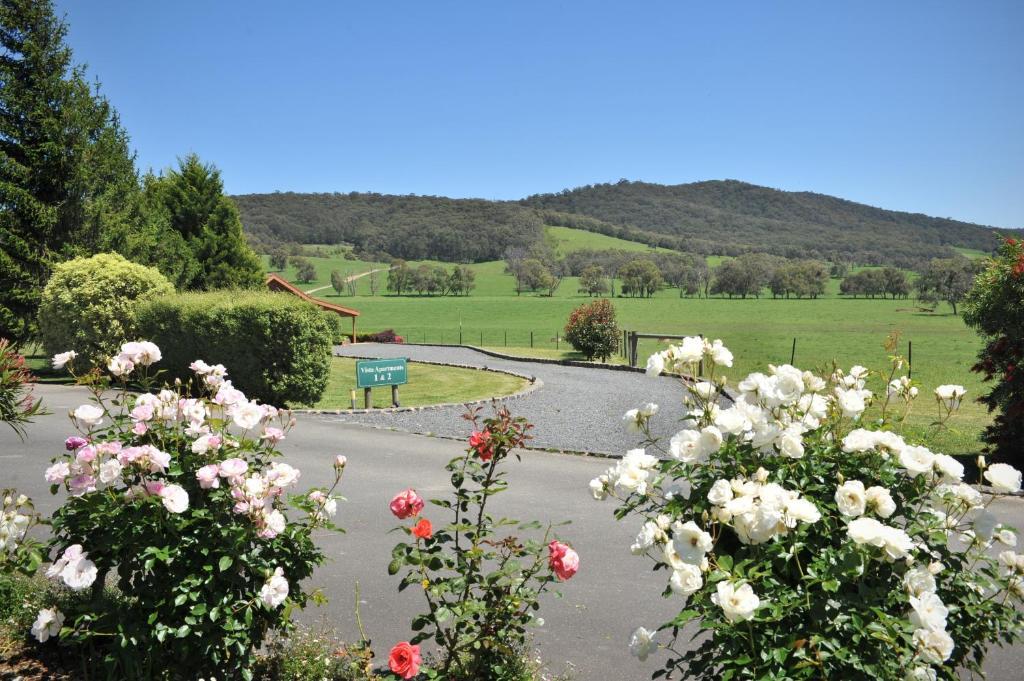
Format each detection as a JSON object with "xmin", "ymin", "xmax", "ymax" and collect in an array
[
  {"xmin": 38, "ymin": 253, "xmax": 174, "ymax": 367},
  {"xmin": 136, "ymin": 290, "xmax": 332, "ymax": 405}
]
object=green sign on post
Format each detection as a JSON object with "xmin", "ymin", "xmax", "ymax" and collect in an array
[{"xmin": 356, "ymin": 358, "xmax": 408, "ymax": 389}]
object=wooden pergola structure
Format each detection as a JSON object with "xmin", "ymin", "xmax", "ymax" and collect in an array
[{"xmin": 265, "ymin": 273, "xmax": 360, "ymax": 341}]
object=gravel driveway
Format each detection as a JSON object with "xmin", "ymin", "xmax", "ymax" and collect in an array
[{"xmin": 326, "ymin": 344, "xmax": 691, "ymax": 455}]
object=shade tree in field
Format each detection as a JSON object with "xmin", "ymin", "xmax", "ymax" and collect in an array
[
  {"xmin": 269, "ymin": 249, "xmax": 289, "ymax": 271},
  {"xmin": 330, "ymin": 270, "xmax": 345, "ymax": 295},
  {"xmin": 293, "ymin": 257, "xmax": 316, "ymax": 284},
  {"xmin": 915, "ymin": 257, "xmax": 979, "ymax": 314},
  {"xmin": 387, "ymin": 260, "xmax": 414, "ymax": 295},
  {"xmin": 657, "ymin": 252, "xmax": 710, "ymax": 297},
  {"xmin": 447, "ymin": 265, "xmax": 476, "ymax": 296},
  {"xmin": 618, "ymin": 259, "xmax": 664, "ymax": 298},
  {"xmin": 710, "ymin": 253, "xmax": 783, "ymax": 299},
  {"xmin": 769, "ymin": 260, "xmax": 829, "ymax": 299},
  {"xmin": 578, "ymin": 265, "xmax": 609, "ymax": 296}
]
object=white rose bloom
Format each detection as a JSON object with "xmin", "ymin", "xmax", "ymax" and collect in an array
[
  {"xmin": 98, "ymin": 459, "xmax": 123, "ymax": 485},
  {"xmin": 984, "ymin": 463, "xmax": 1022, "ymax": 494},
  {"xmin": 669, "ymin": 429, "xmax": 703, "ymax": 463},
  {"xmin": 72, "ymin": 404, "xmax": 104, "ymax": 427},
  {"xmin": 847, "ymin": 517, "xmax": 887, "ymax": 547},
  {"xmin": 873, "ymin": 430, "xmax": 908, "ymax": 457},
  {"xmin": 714, "ymin": 407, "xmax": 750, "ymax": 435},
  {"xmin": 669, "ymin": 562, "xmax": 703, "ymax": 596},
  {"xmin": 629, "ymin": 626, "xmax": 658, "ymax": 662},
  {"xmin": 707, "ymin": 479, "xmax": 734, "ymax": 506},
  {"xmin": 866, "ymin": 486, "xmax": 897, "ymax": 518},
  {"xmin": 671, "ymin": 521, "xmax": 713, "ymax": 564},
  {"xmin": 724, "ymin": 493, "xmax": 755, "ymax": 519},
  {"xmin": 698, "ymin": 426, "xmax": 723, "ymax": 456},
  {"xmin": 842, "ymin": 429, "xmax": 876, "ymax": 453},
  {"xmin": 835, "ymin": 388, "xmax": 867, "ymax": 419},
  {"xmin": 880, "ymin": 526, "xmax": 914, "ymax": 561},
  {"xmin": 708, "ymin": 339, "xmax": 733, "ymax": 367},
  {"xmin": 631, "ymin": 521, "xmax": 661, "ymax": 555},
  {"xmin": 784, "ymin": 497, "xmax": 821, "ymax": 526},
  {"xmin": 31, "ymin": 608, "xmax": 64, "ymax": 643},
  {"xmin": 106, "ymin": 355, "xmax": 135, "ymax": 377},
  {"xmin": 691, "ymin": 381, "xmax": 717, "ymax": 401},
  {"xmin": 777, "ymin": 426, "xmax": 805, "ymax": 459},
  {"xmin": 905, "ymin": 667, "xmax": 937, "ymax": 681},
  {"xmin": 622, "ymin": 409, "xmax": 641, "ymax": 433},
  {"xmin": 835, "ymin": 481, "xmax": 867, "ymax": 517},
  {"xmin": 996, "ymin": 529, "xmax": 1017, "ymax": 547},
  {"xmin": 589, "ymin": 475, "xmax": 609, "ymax": 501},
  {"xmin": 909, "ymin": 592, "xmax": 948, "ymax": 631},
  {"xmin": 771, "ymin": 365, "xmax": 805, "ymax": 404},
  {"xmin": 264, "ymin": 509, "xmax": 286, "ymax": 535},
  {"xmin": 899, "ymin": 446, "xmax": 935, "ymax": 477},
  {"xmin": 802, "ymin": 371, "xmax": 826, "ymax": 393},
  {"xmin": 903, "ymin": 566, "xmax": 937, "ymax": 597},
  {"xmin": 934, "ymin": 384, "xmax": 966, "ymax": 409},
  {"xmin": 645, "ymin": 353, "xmax": 666, "ymax": 376},
  {"xmin": 712, "ymin": 581, "xmax": 760, "ymax": 623},
  {"xmin": 675, "ymin": 336, "xmax": 705, "ymax": 364},
  {"xmin": 51, "ymin": 351, "xmax": 77, "ymax": 369},
  {"xmin": 268, "ymin": 462, "xmax": 301, "ymax": 488},
  {"xmin": 259, "ymin": 567, "xmax": 289, "ymax": 608},
  {"xmin": 913, "ymin": 628, "xmax": 954, "ymax": 664},
  {"xmin": 232, "ymin": 401, "xmax": 264, "ymax": 430},
  {"xmin": 124, "ymin": 340, "xmax": 161, "ymax": 366},
  {"xmin": 971, "ymin": 509, "xmax": 998, "ymax": 540},
  {"xmin": 62, "ymin": 554, "xmax": 98, "ymax": 590},
  {"xmin": 159, "ymin": 484, "xmax": 189, "ymax": 514},
  {"xmin": 932, "ymin": 454, "xmax": 964, "ymax": 483}
]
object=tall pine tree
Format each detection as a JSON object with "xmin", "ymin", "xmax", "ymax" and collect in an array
[
  {"xmin": 146, "ymin": 154, "xmax": 264, "ymax": 290},
  {"xmin": 0, "ymin": 0, "xmax": 138, "ymax": 342}
]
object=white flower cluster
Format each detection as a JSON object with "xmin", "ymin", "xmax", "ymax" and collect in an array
[
  {"xmin": 593, "ymin": 337, "xmax": 1024, "ymax": 672},
  {"xmin": 645, "ymin": 336, "xmax": 733, "ymax": 376},
  {"xmin": 708, "ymin": 473, "xmax": 821, "ymax": 545},
  {"xmin": 259, "ymin": 566, "xmax": 289, "ymax": 608},
  {"xmin": 0, "ymin": 493, "xmax": 31, "ymax": 552},
  {"xmin": 106, "ymin": 340, "xmax": 162, "ymax": 377},
  {"xmin": 45, "ymin": 544, "xmax": 98, "ymax": 590}
]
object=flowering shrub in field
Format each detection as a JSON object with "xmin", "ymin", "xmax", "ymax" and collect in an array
[
  {"xmin": 964, "ymin": 236, "xmax": 1024, "ymax": 463},
  {"xmin": 564, "ymin": 298, "xmax": 620, "ymax": 361},
  {"xmin": 386, "ymin": 406, "xmax": 579, "ymax": 680},
  {"xmin": 39, "ymin": 341, "xmax": 345, "ymax": 679},
  {"xmin": 593, "ymin": 337, "xmax": 1023, "ymax": 679}
]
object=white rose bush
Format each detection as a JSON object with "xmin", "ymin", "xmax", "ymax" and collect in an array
[
  {"xmin": 39, "ymin": 341, "xmax": 346, "ymax": 679},
  {"xmin": 592, "ymin": 337, "xmax": 1023, "ymax": 679}
]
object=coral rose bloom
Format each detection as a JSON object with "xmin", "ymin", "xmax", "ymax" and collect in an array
[
  {"xmin": 388, "ymin": 641, "xmax": 422, "ymax": 679},
  {"xmin": 469, "ymin": 430, "xmax": 494, "ymax": 461},
  {"xmin": 412, "ymin": 518, "xmax": 433, "ymax": 540},
  {"xmin": 548, "ymin": 540, "xmax": 579, "ymax": 581},
  {"xmin": 389, "ymin": 488, "xmax": 424, "ymax": 519}
]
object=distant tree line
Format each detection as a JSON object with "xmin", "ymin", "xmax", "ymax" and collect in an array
[
  {"xmin": 234, "ymin": 192, "xmax": 544, "ymax": 263},
  {"xmin": 839, "ymin": 268, "xmax": 911, "ymax": 299},
  {"xmin": 386, "ymin": 261, "xmax": 476, "ymax": 296}
]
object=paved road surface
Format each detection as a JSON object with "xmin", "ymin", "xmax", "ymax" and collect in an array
[
  {"xmin": 330, "ymin": 343, "xmax": 694, "ymax": 455},
  {"xmin": 3, "ymin": 385, "xmax": 1022, "ymax": 679}
]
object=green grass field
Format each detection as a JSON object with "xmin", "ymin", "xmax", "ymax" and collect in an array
[
  {"xmin": 316, "ymin": 357, "xmax": 528, "ymax": 409},
  {"xmin": 264, "ymin": 227, "xmax": 992, "ymax": 454}
]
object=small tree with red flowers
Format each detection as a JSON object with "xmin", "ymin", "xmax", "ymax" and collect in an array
[
  {"xmin": 964, "ymin": 237, "xmax": 1024, "ymax": 463},
  {"xmin": 385, "ymin": 406, "xmax": 579, "ymax": 680},
  {"xmin": 564, "ymin": 298, "xmax": 620, "ymax": 361}
]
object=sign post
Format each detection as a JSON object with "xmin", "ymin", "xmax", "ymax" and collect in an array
[{"xmin": 355, "ymin": 358, "xmax": 409, "ymax": 408}]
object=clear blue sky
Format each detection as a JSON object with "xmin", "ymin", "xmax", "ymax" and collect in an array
[{"xmin": 56, "ymin": 0, "xmax": 1023, "ymax": 228}]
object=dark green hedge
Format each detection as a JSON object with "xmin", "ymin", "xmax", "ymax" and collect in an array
[{"xmin": 136, "ymin": 291, "xmax": 332, "ymax": 406}]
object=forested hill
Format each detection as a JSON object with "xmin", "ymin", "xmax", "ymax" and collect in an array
[
  {"xmin": 522, "ymin": 180, "xmax": 1011, "ymax": 265},
  {"xmin": 233, "ymin": 192, "xmax": 543, "ymax": 262},
  {"xmin": 233, "ymin": 181, "xmax": 1015, "ymax": 266}
]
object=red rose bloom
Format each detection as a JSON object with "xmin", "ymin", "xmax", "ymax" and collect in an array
[
  {"xmin": 469, "ymin": 430, "xmax": 494, "ymax": 461},
  {"xmin": 412, "ymin": 518, "xmax": 433, "ymax": 540},
  {"xmin": 547, "ymin": 540, "xmax": 580, "ymax": 581},
  {"xmin": 389, "ymin": 641, "xmax": 422, "ymax": 679}
]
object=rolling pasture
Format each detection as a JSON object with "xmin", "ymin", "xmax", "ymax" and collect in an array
[{"xmin": 266, "ymin": 228, "xmax": 993, "ymax": 454}]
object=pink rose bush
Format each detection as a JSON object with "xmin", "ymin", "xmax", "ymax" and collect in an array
[
  {"xmin": 595, "ymin": 336, "xmax": 1023, "ymax": 679},
  {"xmin": 38, "ymin": 341, "xmax": 346, "ymax": 678},
  {"xmin": 386, "ymin": 406, "xmax": 578, "ymax": 680}
]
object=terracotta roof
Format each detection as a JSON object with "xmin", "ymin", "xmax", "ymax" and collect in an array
[{"xmin": 265, "ymin": 273, "xmax": 360, "ymax": 317}]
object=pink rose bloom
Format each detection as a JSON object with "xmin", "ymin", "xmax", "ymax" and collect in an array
[
  {"xmin": 388, "ymin": 642, "xmax": 422, "ymax": 680},
  {"xmin": 131, "ymin": 403, "xmax": 154, "ymax": 422},
  {"xmin": 45, "ymin": 461, "xmax": 70, "ymax": 483},
  {"xmin": 145, "ymin": 480, "xmax": 165, "ymax": 496},
  {"xmin": 75, "ymin": 446, "xmax": 97, "ymax": 464},
  {"xmin": 132, "ymin": 422, "xmax": 148, "ymax": 436},
  {"xmin": 69, "ymin": 474, "xmax": 96, "ymax": 496},
  {"xmin": 145, "ymin": 446, "xmax": 171, "ymax": 473},
  {"xmin": 219, "ymin": 458, "xmax": 248, "ymax": 479},
  {"xmin": 196, "ymin": 464, "xmax": 221, "ymax": 489},
  {"xmin": 389, "ymin": 488, "xmax": 424, "ymax": 519},
  {"xmin": 547, "ymin": 540, "xmax": 579, "ymax": 581},
  {"xmin": 261, "ymin": 427, "xmax": 285, "ymax": 444},
  {"xmin": 65, "ymin": 436, "xmax": 88, "ymax": 451},
  {"xmin": 95, "ymin": 441, "xmax": 122, "ymax": 456},
  {"xmin": 118, "ymin": 446, "xmax": 142, "ymax": 466}
]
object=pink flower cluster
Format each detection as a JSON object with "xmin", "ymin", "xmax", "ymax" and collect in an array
[{"xmin": 195, "ymin": 458, "xmax": 301, "ymax": 539}]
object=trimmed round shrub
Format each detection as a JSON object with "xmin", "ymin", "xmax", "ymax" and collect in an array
[
  {"xmin": 136, "ymin": 291, "xmax": 332, "ymax": 406},
  {"xmin": 38, "ymin": 253, "xmax": 174, "ymax": 368},
  {"xmin": 564, "ymin": 298, "xmax": 620, "ymax": 361}
]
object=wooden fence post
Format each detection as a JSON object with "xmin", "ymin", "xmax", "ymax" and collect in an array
[{"xmin": 363, "ymin": 387, "xmax": 372, "ymax": 409}]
